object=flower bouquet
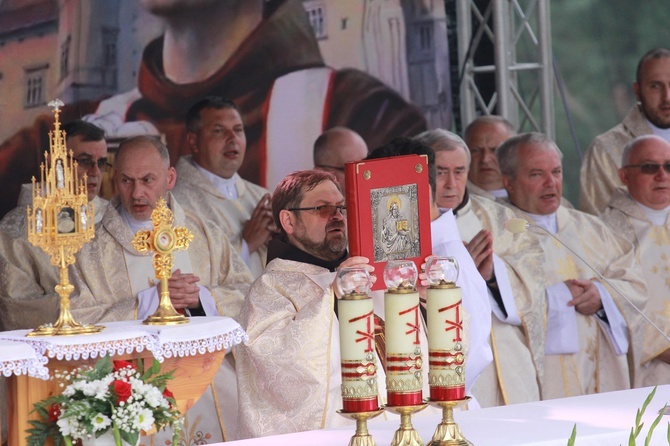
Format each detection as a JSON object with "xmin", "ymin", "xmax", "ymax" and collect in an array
[{"xmin": 27, "ymin": 355, "xmax": 182, "ymax": 446}]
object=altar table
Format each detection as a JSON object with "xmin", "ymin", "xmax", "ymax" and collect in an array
[
  {"xmin": 224, "ymin": 385, "xmax": 670, "ymax": 446},
  {"xmin": 0, "ymin": 317, "xmax": 246, "ymax": 446}
]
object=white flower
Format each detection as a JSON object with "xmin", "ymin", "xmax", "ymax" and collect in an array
[
  {"xmin": 56, "ymin": 417, "xmax": 78, "ymax": 437},
  {"xmin": 91, "ymin": 413, "xmax": 112, "ymax": 432},
  {"xmin": 135, "ymin": 408, "xmax": 155, "ymax": 431}
]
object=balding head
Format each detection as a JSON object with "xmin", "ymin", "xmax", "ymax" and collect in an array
[
  {"xmin": 313, "ymin": 127, "xmax": 368, "ymax": 193},
  {"xmin": 619, "ymin": 135, "xmax": 670, "ymax": 210}
]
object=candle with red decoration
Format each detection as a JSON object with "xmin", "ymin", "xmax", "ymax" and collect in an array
[
  {"xmin": 337, "ymin": 267, "xmax": 380, "ymax": 413},
  {"xmin": 426, "ymin": 256, "xmax": 466, "ymax": 401},
  {"xmin": 383, "ymin": 260, "xmax": 423, "ymax": 407}
]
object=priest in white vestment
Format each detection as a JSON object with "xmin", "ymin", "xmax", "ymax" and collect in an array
[
  {"xmin": 71, "ymin": 136, "xmax": 253, "ymax": 444},
  {"xmin": 173, "ymin": 97, "xmax": 273, "ymax": 279},
  {"xmin": 498, "ymin": 132, "xmax": 648, "ymax": 398},
  {"xmin": 601, "ymin": 135, "xmax": 670, "ymax": 386},
  {"xmin": 414, "ymin": 130, "xmax": 544, "ymax": 406}
]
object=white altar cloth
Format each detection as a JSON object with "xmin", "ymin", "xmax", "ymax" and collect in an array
[
  {"xmin": 224, "ymin": 386, "xmax": 670, "ymax": 446},
  {"xmin": 0, "ymin": 340, "xmax": 48, "ymax": 379},
  {"xmin": 0, "ymin": 316, "xmax": 246, "ymax": 376}
]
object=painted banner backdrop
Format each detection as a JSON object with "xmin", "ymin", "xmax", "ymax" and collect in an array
[{"xmin": 0, "ymin": 0, "xmax": 451, "ymax": 218}]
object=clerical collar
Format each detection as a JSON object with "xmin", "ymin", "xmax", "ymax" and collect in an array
[
  {"xmin": 527, "ymin": 212, "xmax": 558, "ymax": 234},
  {"xmin": 119, "ymin": 205, "xmax": 153, "ymax": 234},
  {"xmin": 193, "ymin": 160, "xmax": 240, "ymax": 199},
  {"xmin": 632, "ymin": 195, "xmax": 670, "ymax": 226},
  {"xmin": 490, "ymin": 188, "xmax": 508, "ymax": 198},
  {"xmin": 451, "ymin": 189, "xmax": 470, "ymax": 216},
  {"xmin": 267, "ymin": 235, "xmax": 347, "ymax": 272},
  {"xmin": 645, "ymin": 118, "xmax": 670, "ymax": 142}
]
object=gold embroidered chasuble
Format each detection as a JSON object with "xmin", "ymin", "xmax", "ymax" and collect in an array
[
  {"xmin": 455, "ymin": 195, "xmax": 545, "ymax": 406},
  {"xmin": 70, "ymin": 195, "xmax": 253, "ymax": 444},
  {"xmin": 579, "ymin": 105, "xmax": 653, "ymax": 215},
  {"xmin": 507, "ymin": 204, "xmax": 647, "ymax": 398},
  {"xmin": 173, "ymin": 155, "xmax": 270, "ymax": 278},
  {"xmin": 601, "ymin": 187, "xmax": 670, "ymax": 386},
  {"xmin": 235, "ymin": 258, "xmax": 342, "ymax": 439}
]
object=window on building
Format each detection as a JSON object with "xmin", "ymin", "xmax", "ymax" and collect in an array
[
  {"xmin": 102, "ymin": 27, "xmax": 119, "ymax": 88},
  {"xmin": 24, "ymin": 65, "xmax": 48, "ymax": 108},
  {"xmin": 60, "ymin": 35, "xmax": 71, "ymax": 80},
  {"xmin": 102, "ymin": 28, "xmax": 118, "ymax": 67},
  {"xmin": 304, "ymin": 2, "xmax": 327, "ymax": 40},
  {"xmin": 418, "ymin": 22, "xmax": 433, "ymax": 53}
]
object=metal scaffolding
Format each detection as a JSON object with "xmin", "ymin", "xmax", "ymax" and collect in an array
[{"xmin": 451, "ymin": 0, "xmax": 554, "ymax": 137}]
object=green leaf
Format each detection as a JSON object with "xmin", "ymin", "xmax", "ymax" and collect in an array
[
  {"xmin": 644, "ymin": 404, "xmax": 666, "ymax": 446},
  {"xmin": 567, "ymin": 424, "xmax": 577, "ymax": 446},
  {"xmin": 95, "ymin": 354, "xmax": 114, "ymax": 377}
]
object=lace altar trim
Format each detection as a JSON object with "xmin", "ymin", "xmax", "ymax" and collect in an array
[
  {"xmin": 0, "ymin": 357, "xmax": 49, "ymax": 380},
  {"xmin": 155, "ymin": 327, "xmax": 249, "ymax": 359}
]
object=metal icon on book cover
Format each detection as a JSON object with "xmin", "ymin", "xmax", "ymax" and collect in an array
[{"xmin": 372, "ymin": 184, "xmax": 420, "ymax": 262}]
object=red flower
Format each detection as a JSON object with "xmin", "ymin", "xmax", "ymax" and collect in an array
[
  {"xmin": 162, "ymin": 388, "xmax": 174, "ymax": 407},
  {"xmin": 111, "ymin": 379, "xmax": 132, "ymax": 404},
  {"xmin": 48, "ymin": 403, "xmax": 61, "ymax": 422},
  {"xmin": 113, "ymin": 360, "xmax": 137, "ymax": 372}
]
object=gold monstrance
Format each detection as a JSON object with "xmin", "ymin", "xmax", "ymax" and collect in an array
[
  {"xmin": 26, "ymin": 99, "xmax": 103, "ymax": 336},
  {"xmin": 131, "ymin": 197, "xmax": 193, "ymax": 325}
]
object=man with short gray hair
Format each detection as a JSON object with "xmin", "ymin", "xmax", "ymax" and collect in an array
[
  {"xmin": 414, "ymin": 128, "xmax": 544, "ymax": 407},
  {"xmin": 600, "ymin": 134, "xmax": 670, "ymax": 386},
  {"xmin": 499, "ymin": 132, "xmax": 647, "ymax": 397}
]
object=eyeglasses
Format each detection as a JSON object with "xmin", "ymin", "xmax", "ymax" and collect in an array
[
  {"xmin": 287, "ymin": 204, "xmax": 347, "ymax": 218},
  {"xmin": 75, "ymin": 156, "xmax": 111, "ymax": 172},
  {"xmin": 315, "ymin": 164, "xmax": 345, "ymax": 172},
  {"xmin": 624, "ymin": 163, "xmax": 670, "ymax": 175}
]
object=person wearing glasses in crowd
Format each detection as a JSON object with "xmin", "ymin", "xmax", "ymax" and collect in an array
[
  {"xmin": 313, "ymin": 127, "xmax": 369, "ymax": 195},
  {"xmin": 0, "ymin": 120, "xmax": 109, "ymax": 332},
  {"xmin": 580, "ymin": 47, "xmax": 670, "ymax": 215},
  {"xmin": 235, "ymin": 169, "xmax": 377, "ymax": 439},
  {"xmin": 600, "ymin": 135, "xmax": 670, "ymax": 386}
]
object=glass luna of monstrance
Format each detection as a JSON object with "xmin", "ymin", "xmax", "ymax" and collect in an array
[{"xmin": 25, "ymin": 99, "xmax": 104, "ymax": 336}]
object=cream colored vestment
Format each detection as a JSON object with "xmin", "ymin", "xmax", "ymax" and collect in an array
[{"xmin": 601, "ymin": 187, "xmax": 670, "ymax": 386}]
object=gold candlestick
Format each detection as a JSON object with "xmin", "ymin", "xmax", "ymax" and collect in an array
[
  {"xmin": 26, "ymin": 99, "xmax": 103, "ymax": 337},
  {"xmin": 386, "ymin": 403, "xmax": 428, "ymax": 446},
  {"xmin": 131, "ymin": 197, "xmax": 193, "ymax": 325},
  {"xmin": 427, "ymin": 397, "xmax": 473, "ymax": 446},
  {"xmin": 337, "ymin": 408, "xmax": 385, "ymax": 446}
]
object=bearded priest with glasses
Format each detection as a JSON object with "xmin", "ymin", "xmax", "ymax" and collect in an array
[
  {"xmin": 601, "ymin": 134, "xmax": 670, "ymax": 387},
  {"xmin": 235, "ymin": 169, "xmax": 386, "ymax": 439}
]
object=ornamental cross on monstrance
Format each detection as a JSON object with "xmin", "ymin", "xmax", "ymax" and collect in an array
[
  {"xmin": 26, "ymin": 99, "xmax": 103, "ymax": 336},
  {"xmin": 131, "ymin": 197, "xmax": 194, "ymax": 325}
]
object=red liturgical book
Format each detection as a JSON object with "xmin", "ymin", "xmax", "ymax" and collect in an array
[{"xmin": 345, "ymin": 155, "xmax": 433, "ymax": 290}]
